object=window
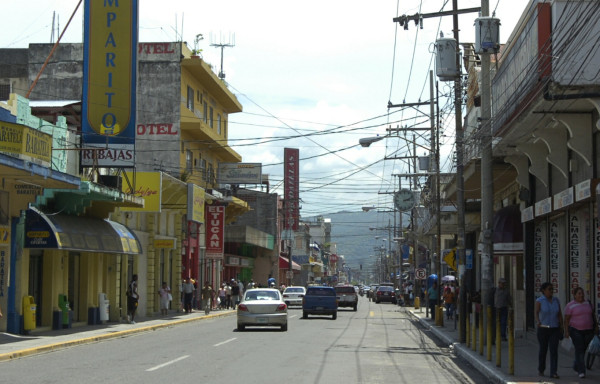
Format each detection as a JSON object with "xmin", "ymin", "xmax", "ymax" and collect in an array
[
  {"xmin": 209, "ymin": 107, "xmax": 214, "ymax": 128},
  {"xmin": 186, "ymin": 86, "xmax": 194, "ymax": 111},
  {"xmin": 207, "ymin": 163, "xmax": 215, "ymax": 184},
  {"xmin": 186, "ymin": 150, "xmax": 193, "ymax": 172},
  {"xmin": 224, "ymin": 119, "xmax": 227, "ymax": 138},
  {"xmin": 203, "ymin": 102, "xmax": 208, "ymax": 123},
  {"xmin": 200, "ymin": 159, "xmax": 207, "ymax": 181},
  {"xmin": 217, "ymin": 114, "xmax": 222, "ymax": 135},
  {"xmin": 0, "ymin": 84, "xmax": 10, "ymax": 101}
]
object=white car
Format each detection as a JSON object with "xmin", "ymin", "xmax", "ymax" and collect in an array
[
  {"xmin": 237, "ymin": 288, "xmax": 288, "ymax": 331},
  {"xmin": 282, "ymin": 286, "xmax": 306, "ymax": 307}
]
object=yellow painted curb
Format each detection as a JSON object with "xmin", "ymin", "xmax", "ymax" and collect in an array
[{"xmin": 0, "ymin": 311, "xmax": 233, "ymax": 361}]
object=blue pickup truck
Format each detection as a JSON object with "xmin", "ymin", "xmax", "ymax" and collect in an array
[{"xmin": 302, "ymin": 286, "xmax": 338, "ymax": 320}]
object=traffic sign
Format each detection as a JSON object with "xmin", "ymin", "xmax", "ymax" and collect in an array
[{"xmin": 415, "ymin": 268, "xmax": 426, "ymax": 280}]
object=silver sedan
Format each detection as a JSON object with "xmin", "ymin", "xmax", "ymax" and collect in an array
[
  {"xmin": 282, "ymin": 286, "xmax": 306, "ymax": 307},
  {"xmin": 237, "ymin": 288, "xmax": 288, "ymax": 331}
]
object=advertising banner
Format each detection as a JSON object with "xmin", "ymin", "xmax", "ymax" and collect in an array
[
  {"xmin": 82, "ymin": 0, "xmax": 138, "ymax": 167},
  {"xmin": 0, "ymin": 121, "xmax": 52, "ymax": 165},
  {"xmin": 122, "ymin": 171, "xmax": 161, "ymax": 212},
  {"xmin": 284, "ymin": 148, "xmax": 299, "ymax": 231},
  {"xmin": 187, "ymin": 184, "xmax": 205, "ymax": 224},
  {"xmin": 205, "ymin": 204, "xmax": 225, "ymax": 259},
  {"xmin": 218, "ymin": 163, "xmax": 262, "ymax": 184}
]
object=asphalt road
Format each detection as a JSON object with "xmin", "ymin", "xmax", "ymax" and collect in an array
[{"xmin": 1, "ymin": 297, "xmax": 486, "ymax": 384}]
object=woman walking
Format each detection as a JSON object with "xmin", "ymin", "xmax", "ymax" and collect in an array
[
  {"xmin": 535, "ymin": 282, "xmax": 563, "ymax": 379},
  {"xmin": 564, "ymin": 287, "xmax": 597, "ymax": 378}
]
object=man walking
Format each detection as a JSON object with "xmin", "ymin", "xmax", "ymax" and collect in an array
[
  {"xmin": 182, "ymin": 278, "xmax": 195, "ymax": 313},
  {"xmin": 494, "ymin": 277, "xmax": 512, "ymax": 341},
  {"xmin": 127, "ymin": 274, "xmax": 139, "ymax": 324}
]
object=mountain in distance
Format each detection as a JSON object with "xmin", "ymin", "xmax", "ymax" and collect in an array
[{"xmin": 307, "ymin": 210, "xmax": 400, "ymax": 271}]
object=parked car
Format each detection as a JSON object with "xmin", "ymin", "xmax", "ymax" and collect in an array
[
  {"xmin": 302, "ymin": 286, "xmax": 338, "ymax": 320},
  {"xmin": 237, "ymin": 288, "xmax": 288, "ymax": 331},
  {"xmin": 335, "ymin": 285, "xmax": 358, "ymax": 311},
  {"xmin": 375, "ymin": 285, "xmax": 397, "ymax": 304},
  {"xmin": 282, "ymin": 286, "xmax": 306, "ymax": 307}
]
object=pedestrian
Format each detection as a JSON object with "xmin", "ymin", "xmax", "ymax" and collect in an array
[
  {"xmin": 225, "ymin": 281, "xmax": 232, "ymax": 309},
  {"xmin": 494, "ymin": 277, "xmax": 512, "ymax": 341},
  {"xmin": 427, "ymin": 281, "xmax": 439, "ymax": 321},
  {"xmin": 247, "ymin": 279, "xmax": 254, "ymax": 290},
  {"xmin": 201, "ymin": 281, "xmax": 213, "ymax": 314},
  {"xmin": 535, "ymin": 281, "xmax": 563, "ymax": 379},
  {"xmin": 157, "ymin": 281, "xmax": 171, "ymax": 316},
  {"xmin": 182, "ymin": 278, "xmax": 195, "ymax": 313},
  {"xmin": 231, "ymin": 279, "xmax": 240, "ymax": 309},
  {"xmin": 443, "ymin": 285, "xmax": 455, "ymax": 320},
  {"xmin": 218, "ymin": 284, "xmax": 226, "ymax": 309},
  {"xmin": 127, "ymin": 274, "xmax": 139, "ymax": 324},
  {"xmin": 564, "ymin": 287, "xmax": 597, "ymax": 378}
]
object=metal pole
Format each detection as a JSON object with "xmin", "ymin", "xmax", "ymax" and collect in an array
[{"xmin": 480, "ymin": 0, "xmax": 494, "ymax": 347}]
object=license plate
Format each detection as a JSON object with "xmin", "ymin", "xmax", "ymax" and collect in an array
[
  {"xmin": 384, "ymin": 292, "xmax": 389, "ymax": 296},
  {"xmin": 257, "ymin": 317, "xmax": 268, "ymax": 323},
  {"xmin": 316, "ymin": 307, "xmax": 324, "ymax": 310}
]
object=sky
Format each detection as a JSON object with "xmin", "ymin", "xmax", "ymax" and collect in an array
[{"xmin": 1, "ymin": 0, "xmax": 529, "ymax": 224}]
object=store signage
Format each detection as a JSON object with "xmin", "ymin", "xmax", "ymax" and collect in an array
[
  {"xmin": 82, "ymin": 0, "xmax": 138, "ymax": 167},
  {"xmin": 535, "ymin": 197, "xmax": 552, "ymax": 217},
  {"xmin": 284, "ymin": 148, "xmax": 299, "ymax": 231},
  {"xmin": 205, "ymin": 205, "xmax": 225, "ymax": 259},
  {"xmin": 187, "ymin": 183, "xmax": 205, "ymax": 224},
  {"xmin": 521, "ymin": 206, "xmax": 534, "ymax": 222},
  {"xmin": 575, "ymin": 179, "xmax": 591, "ymax": 201},
  {"xmin": 0, "ymin": 121, "xmax": 52, "ymax": 165},
  {"xmin": 553, "ymin": 187, "xmax": 573, "ymax": 210},
  {"xmin": 217, "ymin": 163, "xmax": 262, "ymax": 184}
]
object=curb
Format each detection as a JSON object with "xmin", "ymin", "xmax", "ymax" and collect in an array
[
  {"xmin": 0, "ymin": 310, "xmax": 234, "ymax": 362},
  {"xmin": 407, "ymin": 310, "xmax": 511, "ymax": 384}
]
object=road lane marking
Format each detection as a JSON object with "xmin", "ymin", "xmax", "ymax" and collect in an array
[
  {"xmin": 289, "ymin": 314, "xmax": 297, "ymax": 319},
  {"xmin": 214, "ymin": 337, "xmax": 237, "ymax": 347},
  {"xmin": 146, "ymin": 355, "xmax": 189, "ymax": 371}
]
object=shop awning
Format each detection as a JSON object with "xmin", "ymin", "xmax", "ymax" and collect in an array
[
  {"xmin": 279, "ymin": 255, "xmax": 301, "ymax": 271},
  {"xmin": 24, "ymin": 207, "xmax": 141, "ymax": 254},
  {"xmin": 493, "ymin": 205, "xmax": 523, "ymax": 253}
]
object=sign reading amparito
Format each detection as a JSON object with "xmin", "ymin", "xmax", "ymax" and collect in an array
[{"xmin": 81, "ymin": 0, "xmax": 138, "ymax": 167}]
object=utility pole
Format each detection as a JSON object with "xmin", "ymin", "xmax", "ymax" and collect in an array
[
  {"xmin": 210, "ymin": 32, "xmax": 235, "ymax": 80},
  {"xmin": 479, "ymin": 0, "xmax": 494, "ymax": 345},
  {"xmin": 394, "ymin": 2, "xmax": 478, "ymax": 343}
]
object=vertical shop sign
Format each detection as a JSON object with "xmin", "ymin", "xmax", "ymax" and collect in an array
[
  {"xmin": 205, "ymin": 205, "xmax": 224, "ymax": 259},
  {"xmin": 82, "ymin": 0, "xmax": 138, "ymax": 167},
  {"xmin": 595, "ymin": 218, "xmax": 600, "ymax": 319},
  {"xmin": 534, "ymin": 223, "xmax": 547, "ymax": 296},
  {"xmin": 549, "ymin": 221, "xmax": 560, "ymax": 295},
  {"xmin": 284, "ymin": 148, "xmax": 299, "ymax": 231}
]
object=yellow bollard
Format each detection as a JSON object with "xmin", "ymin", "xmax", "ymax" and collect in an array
[
  {"xmin": 414, "ymin": 296, "xmax": 420, "ymax": 310},
  {"xmin": 487, "ymin": 305, "xmax": 493, "ymax": 361},
  {"xmin": 479, "ymin": 305, "xmax": 484, "ymax": 355},
  {"xmin": 496, "ymin": 309, "xmax": 502, "ymax": 367},
  {"xmin": 437, "ymin": 305, "xmax": 444, "ymax": 327},
  {"xmin": 466, "ymin": 311, "xmax": 471, "ymax": 347},
  {"xmin": 508, "ymin": 309, "xmax": 514, "ymax": 375},
  {"xmin": 472, "ymin": 310, "xmax": 477, "ymax": 351}
]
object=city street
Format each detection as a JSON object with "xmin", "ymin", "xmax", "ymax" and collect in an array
[{"xmin": 0, "ymin": 296, "xmax": 486, "ymax": 384}]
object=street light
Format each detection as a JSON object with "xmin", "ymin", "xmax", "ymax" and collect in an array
[{"xmin": 359, "ymin": 136, "xmax": 385, "ymax": 147}]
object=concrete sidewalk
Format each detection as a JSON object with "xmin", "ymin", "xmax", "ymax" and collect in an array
[
  {"xmin": 408, "ymin": 307, "xmax": 599, "ymax": 384},
  {"xmin": 0, "ymin": 308, "xmax": 235, "ymax": 362}
]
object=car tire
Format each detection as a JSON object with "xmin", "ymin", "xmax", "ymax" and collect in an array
[
  {"xmin": 332, "ymin": 312, "xmax": 337, "ymax": 320},
  {"xmin": 237, "ymin": 324, "xmax": 245, "ymax": 331},
  {"xmin": 353, "ymin": 304, "xmax": 357, "ymax": 311},
  {"xmin": 302, "ymin": 311, "xmax": 308, "ymax": 319},
  {"xmin": 281, "ymin": 323, "xmax": 288, "ymax": 331}
]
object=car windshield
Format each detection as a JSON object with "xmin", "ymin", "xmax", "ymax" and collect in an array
[
  {"xmin": 307, "ymin": 287, "xmax": 335, "ymax": 296},
  {"xmin": 335, "ymin": 287, "xmax": 355, "ymax": 293},
  {"xmin": 285, "ymin": 288, "xmax": 304, "ymax": 293},
  {"xmin": 244, "ymin": 290, "xmax": 280, "ymax": 301},
  {"xmin": 378, "ymin": 286, "xmax": 393, "ymax": 292}
]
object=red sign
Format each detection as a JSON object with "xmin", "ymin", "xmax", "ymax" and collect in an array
[
  {"xmin": 205, "ymin": 205, "xmax": 225, "ymax": 258},
  {"xmin": 330, "ymin": 254, "xmax": 338, "ymax": 262},
  {"xmin": 284, "ymin": 148, "xmax": 299, "ymax": 231}
]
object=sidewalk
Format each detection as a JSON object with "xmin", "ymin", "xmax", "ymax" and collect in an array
[
  {"xmin": 408, "ymin": 307, "xmax": 599, "ymax": 384},
  {"xmin": 0, "ymin": 308, "xmax": 235, "ymax": 362}
]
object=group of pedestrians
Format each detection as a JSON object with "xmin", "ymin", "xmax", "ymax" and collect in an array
[{"xmin": 535, "ymin": 282, "xmax": 599, "ymax": 379}]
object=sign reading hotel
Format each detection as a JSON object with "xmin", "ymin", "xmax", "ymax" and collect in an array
[
  {"xmin": 284, "ymin": 148, "xmax": 299, "ymax": 231},
  {"xmin": 0, "ymin": 121, "xmax": 52, "ymax": 166},
  {"xmin": 81, "ymin": 0, "xmax": 138, "ymax": 167},
  {"xmin": 217, "ymin": 163, "xmax": 262, "ymax": 184},
  {"xmin": 205, "ymin": 205, "xmax": 225, "ymax": 259}
]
